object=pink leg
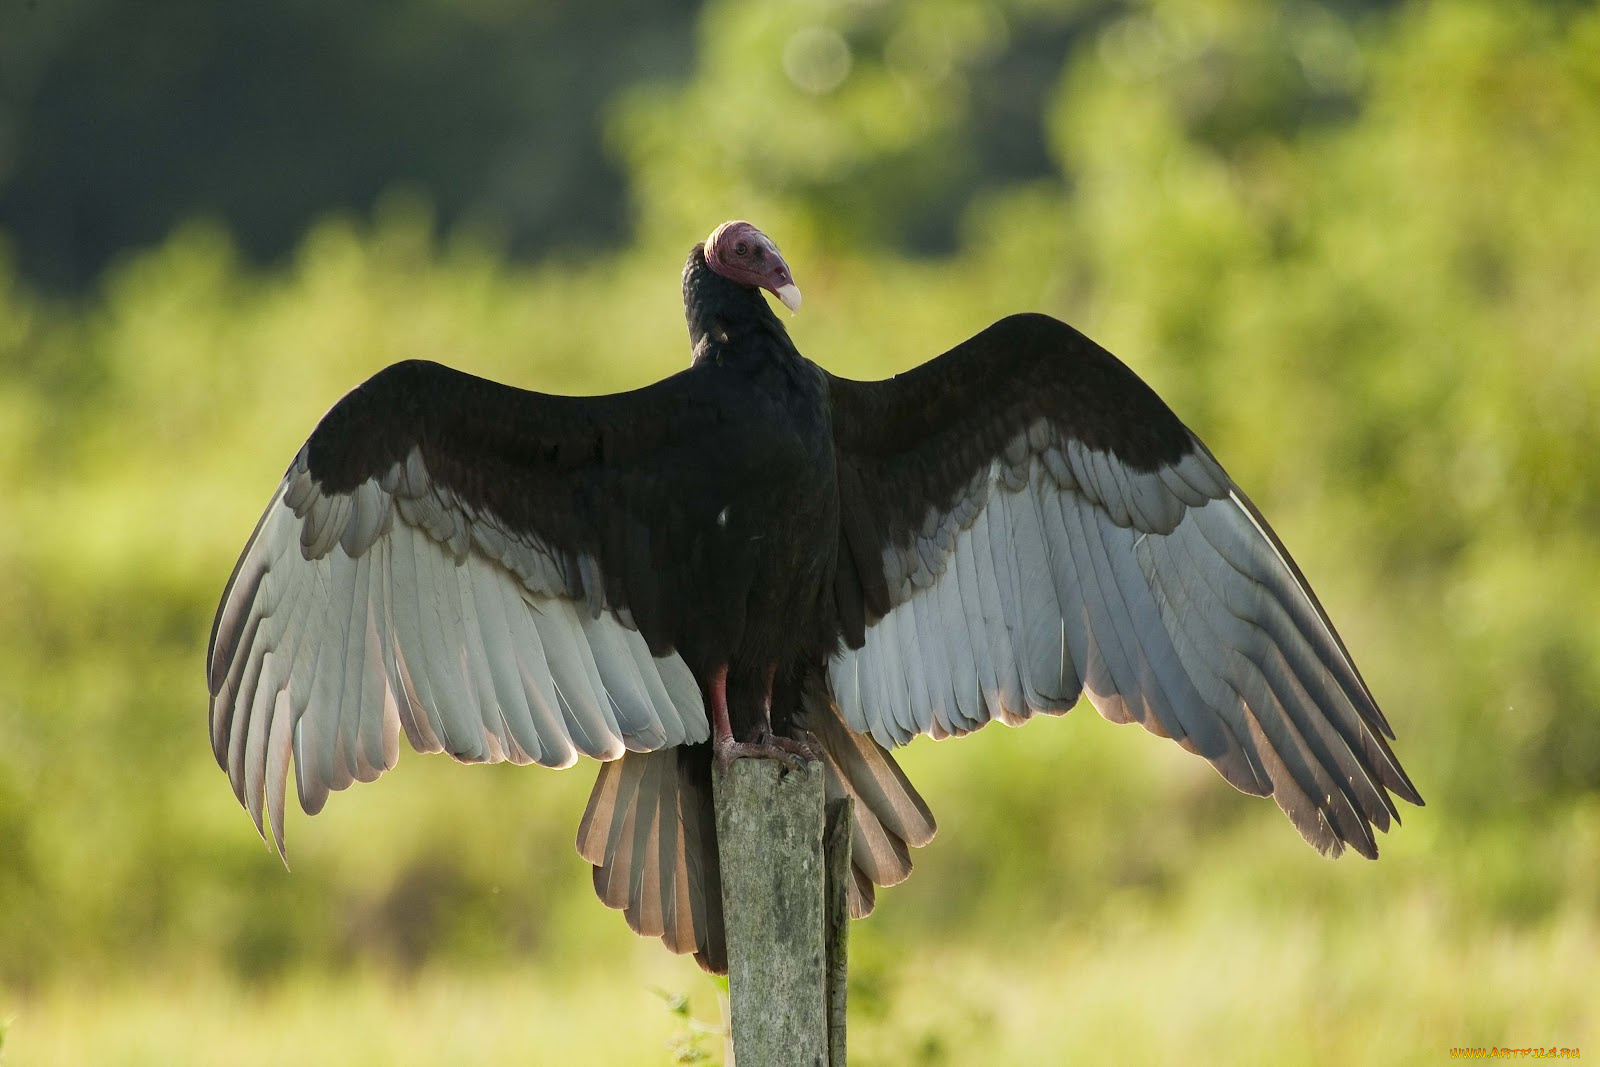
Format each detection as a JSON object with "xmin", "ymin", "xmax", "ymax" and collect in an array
[
  {"xmin": 709, "ymin": 665, "xmax": 734, "ymax": 748},
  {"xmin": 753, "ymin": 663, "xmax": 815, "ymax": 761},
  {"xmin": 709, "ymin": 663, "xmax": 815, "ymax": 775}
]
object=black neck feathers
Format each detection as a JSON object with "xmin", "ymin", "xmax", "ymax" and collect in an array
[{"xmin": 682, "ymin": 244, "xmax": 795, "ymax": 369}]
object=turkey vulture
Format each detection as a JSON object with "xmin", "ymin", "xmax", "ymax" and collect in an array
[{"xmin": 208, "ymin": 220, "xmax": 1422, "ymax": 972}]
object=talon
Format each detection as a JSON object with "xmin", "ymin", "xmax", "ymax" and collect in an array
[
  {"xmin": 706, "ymin": 663, "xmax": 817, "ymax": 776},
  {"xmin": 757, "ymin": 730, "xmax": 817, "ymax": 765},
  {"xmin": 714, "ymin": 735, "xmax": 814, "ymax": 775}
]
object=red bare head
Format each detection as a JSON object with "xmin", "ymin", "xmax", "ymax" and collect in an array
[{"xmin": 704, "ymin": 220, "xmax": 802, "ymax": 313}]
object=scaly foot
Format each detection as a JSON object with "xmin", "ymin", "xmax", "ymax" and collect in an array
[
  {"xmin": 713, "ymin": 732, "xmax": 816, "ymax": 776},
  {"xmin": 758, "ymin": 730, "xmax": 817, "ymax": 763}
]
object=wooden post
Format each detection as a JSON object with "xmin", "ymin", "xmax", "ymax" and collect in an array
[
  {"xmin": 713, "ymin": 758, "xmax": 849, "ymax": 1066},
  {"xmin": 823, "ymin": 796, "xmax": 852, "ymax": 1066}
]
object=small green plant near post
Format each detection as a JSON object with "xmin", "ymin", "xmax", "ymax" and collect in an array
[
  {"xmin": 656, "ymin": 988, "xmax": 720, "ymax": 1065},
  {"xmin": 713, "ymin": 759, "xmax": 851, "ymax": 1066}
]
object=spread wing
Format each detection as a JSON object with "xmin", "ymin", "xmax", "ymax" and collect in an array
[
  {"xmin": 827, "ymin": 313, "xmax": 1422, "ymax": 858},
  {"xmin": 208, "ymin": 360, "xmax": 723, "ymax": 858}
]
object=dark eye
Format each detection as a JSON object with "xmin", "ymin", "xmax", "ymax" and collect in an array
[{"xmin": 735, "ymin": 241, "xmax": 749, "ymax": 256}]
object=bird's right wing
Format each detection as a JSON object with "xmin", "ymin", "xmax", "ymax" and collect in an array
[
  {"xmin": 208, "ymin": 360, "xmax": 726, "ymax": 859},
  {"xmin": 826, "ymin": 314, "xmax": 1422, "ymax": 859}
]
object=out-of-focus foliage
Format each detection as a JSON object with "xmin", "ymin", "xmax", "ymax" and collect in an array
[
  {"xmin": 615, "ymin": 0, "xmax": 1401, "ymax": 252},
  {"xmin": 2, "ymin": 0, "xmax": 1598, "ymax": 1063},
  {"xmin": 0, "ymin": 0, "xmax": 703, "ymax": 290}
]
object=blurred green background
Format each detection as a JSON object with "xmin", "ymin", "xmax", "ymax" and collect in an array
[{"xmin": 2, "ymin": 0, "xmax": 1597, "ymax": 1063}]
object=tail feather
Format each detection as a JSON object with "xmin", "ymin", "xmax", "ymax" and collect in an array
[
  {"xmin": 577, "ymin": 745, "xmax": 726, "ymax": 972},
  {"xmin": 575, "ymin": 694, "xmax": 934, "ymax": 973},
  {"xmin": 674, "ymin": 749, "xmax": 725, "ymax": 972},
  {"xmin": 800, "ymin": 685, "xmax": 937, "ymax": 919}
]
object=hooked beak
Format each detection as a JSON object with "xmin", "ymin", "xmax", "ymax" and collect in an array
[{"xmin": 774, "ymin": 282, "xmax": 802, "ymax": 314}]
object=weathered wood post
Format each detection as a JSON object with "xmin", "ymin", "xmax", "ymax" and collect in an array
[
  {"xmin": 822, "ymin": 796, "xmax": 852, "ymax": 1066},
  {"xmin": 713, "ymin": 758, "xmax": 851, "ymax": 1065}
]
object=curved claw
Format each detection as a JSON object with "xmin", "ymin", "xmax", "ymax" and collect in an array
[
  {"xmin": 759, "ymin": 731, "xmax": 817, "ymax": 763},
  {"xmin": 707, "ymin": 662, "xmax": 817, "ymax": 775},
  {"xmin": 714, "ymin": 733, "xmax": 817, "ymax": 777}
]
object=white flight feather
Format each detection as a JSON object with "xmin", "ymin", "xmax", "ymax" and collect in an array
[{"xmin": 211, "ymin": 451, "xmax": 710, "ymax": 857}]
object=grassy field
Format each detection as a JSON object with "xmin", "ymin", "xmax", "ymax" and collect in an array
[
  {"xmin": 6, "ymin": 897, "xmax": 1592, "ymax": 1065},
  {"xmin": 6, "ymin": 715, "xmax": 1596, "ymax": 1064}
]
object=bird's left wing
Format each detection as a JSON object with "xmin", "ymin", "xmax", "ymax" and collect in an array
[
  {"xmin": 208, "ymin": 360, "xmax": 719, "ymax": 859},
  {"xmin": 826, "ymin": 314, "xmax": 1421, "ymax": 859}
]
